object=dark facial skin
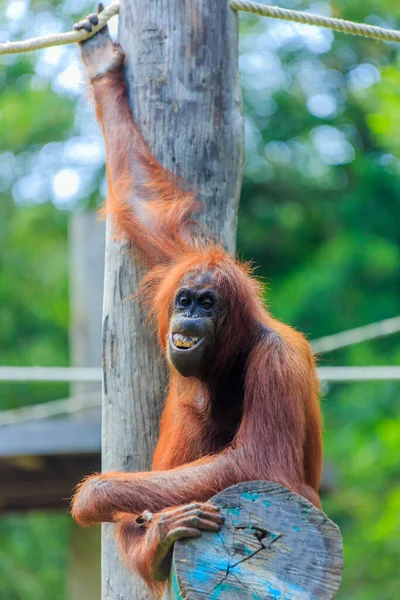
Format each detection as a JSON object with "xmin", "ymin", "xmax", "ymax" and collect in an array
[{"xmin": 167, "ymin": 285, "xmax": 219, "ymax": 378}]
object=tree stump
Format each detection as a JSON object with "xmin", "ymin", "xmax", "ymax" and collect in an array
[{"xmin": 164, "ymin": 481, "xmax": 343, "ymax": 599}]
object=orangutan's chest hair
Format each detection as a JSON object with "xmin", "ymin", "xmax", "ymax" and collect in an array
[{"xmin": 194, "ymin": 357, "xmax": 246, "ymax": 448}]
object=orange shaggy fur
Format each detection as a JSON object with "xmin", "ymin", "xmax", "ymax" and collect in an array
[{"xmin": 72, "ymin": 67, "xmax": 323, "ymax": 595}]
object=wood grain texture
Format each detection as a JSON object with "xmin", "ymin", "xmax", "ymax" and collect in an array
[
  {"xmin": 101, "ymin": 1, "xmax": 243, "ymax": 599},
  {"xmin": 165, "ymin": 481, "xmax": 343, "ymax": 600}
]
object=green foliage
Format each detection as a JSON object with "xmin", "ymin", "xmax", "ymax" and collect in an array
[
  {"xmin": 0, "ymin": 196, "xmax": 69, "ymax": 410},
  {"xmin": 323, "ymin": 380, "xmax": 400, "ymax": 600},
  {"xmin": 0, "ymin": 0, "xmax": 399, "ymax": 598},
  {"xmin": 237, "ymin": 2, "xmax": 400, "ymax": 597},
  {"xmin": 367, "ymin": 60, "xmax": 400, "ymax": 153},
  {"xmin": 0, "ymin": 514, "xmax": 69, "ymax": 600}
]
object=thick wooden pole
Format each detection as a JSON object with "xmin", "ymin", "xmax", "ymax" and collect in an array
[
  {"xmin": 69, "ymin": 213, "xmax": 104, "ymax": 600},
  {"xmin": 69, "ymin": 213, "xmax": 104, "ymax": 405},
  {"xmin": 101, "ymin": 1, "xmax": 243, "ymax": 599}
]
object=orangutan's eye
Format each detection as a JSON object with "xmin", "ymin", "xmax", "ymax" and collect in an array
[
  {"xmin": 178, "ymin": 295, "xmax": 191, "ymax": 308},
  {"xmin": 201, "ymin": 297, "xmax": 214, "ymax": 310}
]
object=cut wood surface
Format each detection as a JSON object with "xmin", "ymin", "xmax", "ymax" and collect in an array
[{"xmin": 165, "ymin": 481, "xmax": 343, "ymax": 600}]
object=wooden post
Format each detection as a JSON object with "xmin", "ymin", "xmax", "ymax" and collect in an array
[
  {"xmin": 102, "ymin": 2, "xmax": 243, "ymax": 600},
  {"xmin": 68, "ymin": 213, "xmax": 105, "ymax": 600},
  {"xmin": 69, "ymin": 213, "xmax": 105, "ymax": 405},
  {"xmin": 164, "ymin": 481, "xmax": 344, "ymax": 600}
]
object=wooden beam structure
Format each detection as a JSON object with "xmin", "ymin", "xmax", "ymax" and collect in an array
[
  {"xmin": 0, "ymin": 450, "xmax": 100, "ymax": 512},
  {"xmin": 164, "ymin": 481, "xmax": 343, "ymax": 600},
  {"xmin": 102, "ymin": 1, "xmax": 243, "ymax": 599},
  {"xmin": 0, "ymin": 414, "xmax": 335, "ymax": 512},
  {"xmin": 0, "ymin": 417, "xmax": 100, "ymax": 458},
  {"xmin": 68, "ymin": 212, "xmax": 104, "ymax": 600}
]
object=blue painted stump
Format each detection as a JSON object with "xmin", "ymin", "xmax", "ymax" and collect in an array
[{"xmin": 163, "ymin": 481, "xmax": 343, "ymax": 599}]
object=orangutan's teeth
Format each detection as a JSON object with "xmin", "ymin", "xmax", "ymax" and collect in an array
[{"xmin": 172, "ymin": 333, "xmax": 200, "ymax": 349}]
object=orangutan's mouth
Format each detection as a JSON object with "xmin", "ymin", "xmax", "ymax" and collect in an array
[{"xmin": 171, "ymin": 333, "xmax": 202, "ymax": 349}]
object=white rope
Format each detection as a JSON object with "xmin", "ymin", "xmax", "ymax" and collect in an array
[
  {"xmin": 318, "ymin": 366, "xmax": 400, "ymax": 381},
  {"xmin": 1, "ymin": 1, "xmax": 400, "ymax": 55},
  {"xmin": 0, "ymin": 393, "xmax": 100, "ymax": 426},
  {"xmin": 1, "ymin": 365, "xmax": 398, "ymax": 428},
  {"xmin": 229, "ymin": 1, "xmax": 400, "ymax": 43},
  {"xmin": 0, "ymin": 365, "xmax": 399, "ymax": 382},
  {"xmin": 0, "ymin": 2, "xmax": 120, "ymax": 55},
  {"xmin": 311, "ymin": 315, "xmax": 400, "ymax": 353},
  {"xmin": 0, "ymin": 366, "xmax": 102, "ymax": 382}
]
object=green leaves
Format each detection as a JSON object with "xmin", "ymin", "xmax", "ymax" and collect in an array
[{"xmin": 237, "ymin": 3, "xmax": 400, "ymax": 598}]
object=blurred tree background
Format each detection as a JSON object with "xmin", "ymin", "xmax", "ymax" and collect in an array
[{"xmin": 0, "ymin": 0, "xmax": 399, "ymax": 598}]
